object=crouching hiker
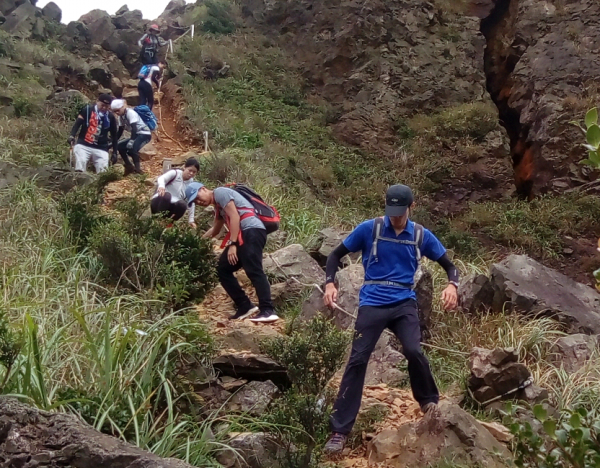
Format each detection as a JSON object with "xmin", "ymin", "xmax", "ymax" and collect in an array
[
  {"xmin": 110, "ymin": 99, "xmax": 154, "ymax": 175},
  {"xmin": 151, "ymin": 158, "xmax": 200, "ymax": 227},
  {"xmin": 322, "ymin": 184, "xmax": 459, "ymax": 455},
  {"xmin": 186, "ymin": 183, "xmax": 279, "ymax": 323},
  {"xmin": 68, "ymin": 93, "xmax": 118, "ymax": 173}
]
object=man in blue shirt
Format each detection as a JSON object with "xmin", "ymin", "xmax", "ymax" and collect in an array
[{"xmin": 322, "ymin": 184, "xmax": 459, "ymax": 454}]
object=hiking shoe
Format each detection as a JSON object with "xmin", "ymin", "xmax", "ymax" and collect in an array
[
  {"xmin": 228, "ymin": 305, "xmax": 259, "ymax": 321},
  {"xmin": 324, "ymin": 433, "xmax": 347, "ymax": 455},
  {"xmin": 421, "ymin": 402, "xmax": 438, "ymax": 414},
  {"xmin": 124, "ymin": 164, "xmax": 135, "ymax": 176},
  {"xmin": 249, "ymin": 309, "xmax": 279, "ymax": 323}
]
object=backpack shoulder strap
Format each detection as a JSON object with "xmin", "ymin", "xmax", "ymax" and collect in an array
[
  {"xmin": 413, "ymin": 223, "xmax": 424, "ymax": 261},
  {"xmin": 368, "ymin": 217, "xmax": 385, "ymax": 265}
]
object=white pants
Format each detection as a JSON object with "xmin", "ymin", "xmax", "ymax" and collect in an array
[{"xmin": 73, "ymin": 144, "xmax": 109, "ymax": 173}]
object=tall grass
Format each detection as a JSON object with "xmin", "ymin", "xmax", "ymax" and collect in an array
[{"xmin": 0, "ymin": 181, "xmax": 224, "ymax": 465}]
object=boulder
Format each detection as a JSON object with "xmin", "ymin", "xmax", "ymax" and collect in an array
[
  {"xmin": 51, "ymin": 89, "xmax": 88, "ymax": 104},
  {"xmin": 270, "ymin": 278, "xmax": 304, "ymax": 309},
  {"xmin": 216, "ymin": 432, "xmax": 284, "ymax": 468},
  {"xmin": 79, "ymin": 9, "xmax": 115, "ymax": 45},
  {"xmin": 0, "ymin": 397, "xmax": 194, "ymax": 468},
  {"xmin": 314, "ymin": 227, "xmax": 356, "ymax": 264},
  {"xmin": 458, "ymin": 273, "xmax": 495, "ymax": 313},
  {"xmin": 33, "ymin": 64, "xmax": 55, "ymax": 86},
  {"xmin": 226, "ymin": 380, "xmax": 280, "ymax": 416},
  {"xmin": 139, "ymin": 142, "xmax": 158, "ymax": 161},
  {"xmin": 263, "ymin": 243, "xmax": 324, "ymax": 285},
  {"xmin": 551, "ymin": 334, "xmax": 598, "ymax": 373},
  {"xmin": 490, "ymin": 255, "xmax": 600, "ymax": 334},
  {"xmin": 219, "ymin": 326, "xmax": 283, "ymax": 354},
  {"xmin": 367, "ymin": 401, "xmax": 511, "ymax": 468},
  {"xmin": 111, "ymin": 76, "xmax": 124, "ymax": 97},
  {"xmin": 213, "ymin": 352, "xmax": 290, "ymax": 389},
  {"xmin": 1, "ymin": 1, "xmax": 38, "ymax": 38},
  {"xmin": 0, "ymin": 161, "xmax": 92, "ymax": 193},
  {"xmin": 123, "ymin": 88, "xmax": 140, "ymax": 106},
  {"xmin": 89, "ymin": 62, "xmax": 112, "ymax": 88},
  {"xmin": 41, "ymin": 1, "xmax": 60, "ymax": 22}
]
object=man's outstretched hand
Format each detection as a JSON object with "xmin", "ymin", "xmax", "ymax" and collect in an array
[
  {"xmin": 324, "ymin": 283, "xmax": 338, "ymax": 309},
  {"xmin": 441, "ymin": 284, "xmax": 458, "ymax": 310}
]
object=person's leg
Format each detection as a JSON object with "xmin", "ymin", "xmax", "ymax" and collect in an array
[
  {"xmin": 387, "ymin": 299, "xmax": 439, "ymax": 408},
  {"xmin": 91, "ymin": 149, "xmax": 109, "ymax": 173},
  {"xmin": 118, "ymin": 139, "xmax": 132, "ymax": 165},
  {"xmin": 151, "ymin": 192, "xmax": 173, "ymax": 216},
  {"xmin": 148, "ymin": 86, "xmax": 154, "ymax": 110},
  {"xmin": 73, "ymin": 144, "xmax": 90, "ymax": 172},
  {"xmin": 217, "ymin": 248, "xmax": 253, "ymax": 312},
  {"xmin": 330, "ymin": 305, "xmax": 389, "ymax": 435},
  {"xmin": 170, "ymin": 200, "xmax": 187, "ymax": 221},
  {"xmin": 238, "ymin": 229, "xmax": 273, "ymax": 311},
  {"xmin": 138, "ymin": 80, "xmax": 148, "ymax": 107},
  {"xmin": 129, "ymin": 134, "xmax": 151, "ymax": 172}
]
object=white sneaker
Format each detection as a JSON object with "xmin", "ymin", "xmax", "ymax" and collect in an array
[{"xmin": 249, "ymin": 309, "xmax": 279, "ymax": 323}]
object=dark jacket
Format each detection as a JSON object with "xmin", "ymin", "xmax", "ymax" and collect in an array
[{"xmin": 69, "ymin": 104, "xmax": 118, "ymax": 153}]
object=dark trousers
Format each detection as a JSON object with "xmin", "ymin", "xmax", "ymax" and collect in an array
[
  {"xmin": 138, "ymin": 79, "xmax": 155, "ymax": 110},
  {"xmin": 118, "ymin": 134, "xmax": 151, "ymax": 170},
  {"xmin": 217, "ymin": 228, "xmax": 273, "ymax": 311},
  {"xmin": 140, "ymin": 48, "xmax": 159, "ymax": 65},
  {"xmin": 150, "ymin": 193, "xmax": 187, "ymax": 221},
  {"xmin": 330, "ymin": 299, "xmax": 439, "ymax": 435}
]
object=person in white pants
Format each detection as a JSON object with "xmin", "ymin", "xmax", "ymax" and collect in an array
[{"xmin": 68, "ymin": 93, "xmax": 118, "ymax": 174}]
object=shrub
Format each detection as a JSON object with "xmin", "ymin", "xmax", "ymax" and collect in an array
[
  {"xmin": 13, "ymin": 95, "xmax": 38, "ymax": 118},
  {"xmin": 261, "ymin": 316, "xmax": 351, "ymax": 467},
  {"xmin": 510, "ymin": 404, "xmax": 600, "ymax": 468},
  {"xmin": 0, "ymin": 309, "xmax": 22, "ymax": 390},
  {"xmin": 202, "ymin": 0, "xmax": 236, "ymax": 35}
]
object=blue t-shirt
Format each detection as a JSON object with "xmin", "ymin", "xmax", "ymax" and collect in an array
[{"xmin": 343, "ymin": 217, "xmax": 446, "ymax": 307}]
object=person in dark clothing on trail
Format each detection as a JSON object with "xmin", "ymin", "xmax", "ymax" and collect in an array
[
  {"xmin": 186, "ymin": 183, "xmax": 279, "ymax": 323},
  {"xmin": 68, "ymin": 93, "xmax": 118, "ymax": 173},
  {"xmin": 138, "ymin": 24, "xmax": 167, "ymax": 65},
  {"xmin": 322, "ymin": 184, "xmax": 460, "ymax": 455},
  {"xmin": 151, "ymin": 158, "xmax": 200, "ymax": 226},
  {"xmin": 110, "ymin": 99, "xmax": 152, "ymax": 175},
  {"xmin": 137, "ymin": 61, "xmax": 165, "ymax": 110}
]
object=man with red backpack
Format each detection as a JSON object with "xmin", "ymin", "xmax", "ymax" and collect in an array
[{"xmin": 186, "ymin": 182, "xmax": 280, "ymax": 323}]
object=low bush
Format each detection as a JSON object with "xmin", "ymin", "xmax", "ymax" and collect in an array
[{"xmin": 202, "ymin": 0, "xmax": 236, "ymax": 35}]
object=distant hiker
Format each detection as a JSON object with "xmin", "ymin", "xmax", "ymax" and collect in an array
[
  {"xmin": 151, "ymin": 158, "xmax": 200, "ymax": 227},
  {"xmin": 138, "ymin": 61, "xmax": 165, "ymax": 111},
  {"xmin": 68, "ymin": 93, "xmax": 118, "ymax": 173},
  {"xmin": 138, "ymin": 24, "xmax": 167, "ymax": 65},
  {"xmin": 322, "ymin": 184, "xmax": 460, "ymax": 455},
  {"xmin": 186, "ymin": 183, "xmax": 279, "ymax": 323},
  {"xmin": 110, "ymin": 99, "xmax": 154, "ymax": 175}
]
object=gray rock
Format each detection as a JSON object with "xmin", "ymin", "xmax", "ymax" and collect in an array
[
  {"xmin": 0, "ymin": 397, "xmax": 194, "ymax": 468},
  {"xmin": 79, "ymin": 9, "xmax": 115, "ymax": 45},
  {"xmin": 213, "ymin": 353, "xmax": 289, "ymax": 389},
  {"xmin": 123, "ymin": 88, "xmax": 139, "ymax": 106},
  {"xmin": 139, "ymin": 142, "xmax": 158, "ymax": 161},
  {"xmin": 315, "ymin": 227, "xmax": 352, "ymax": 261},
  {"xmin": 216, "ymin": 432, "xmax": 284, "ymax": 468},
  {"xmin": 51, "ymin": 89, "xmax": 88, "ymax": 104},
  {"xmin": 458, "ymin": 273, "xmax": 495, "ymax": 314},
  {"xmin": 41, "ymin": 1, "xmax": 60, "ymax": 22},
  {"xmin": 110, "ymin": 76, "xmax": 124, "ymax": 97},
  {"xmin": 270, "ymin": 278, "xmax": 304, "ymax": 309},
  {"xmin": 226, "ymin": 380, "xmax": 279, "ymax": 416},
  {"xmin": 490, "ymin": 255, "xmax": 600, "ymax": 334},
  {"xmin": 89, "ymin": 62, "xmax": 112, "ymax": 88},
  {"xmin": 0, "ymin": 161, "xmax": 92, "ymax": 193},
  {"xmin": 263, "ymin": 243, "xmax": 324, "ymax": 285},
  {"xmin": 367, "ymin": 401, "xmax": 511, "ymax": 468},
  {"xmin": 219, "ymin": 326, "xmax": 283, "ymax": 354},
  {"xmin": 1, "ymin": 1, "xmax": 37, "ymax": 38},
  {"xmin": 551, "ymin": 334, "xmax": 598, "ymax": 373}
]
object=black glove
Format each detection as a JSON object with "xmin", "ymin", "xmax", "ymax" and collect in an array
[{"xmin": 67, "ymin": 136, "xmax": 75, "ymax": 146}]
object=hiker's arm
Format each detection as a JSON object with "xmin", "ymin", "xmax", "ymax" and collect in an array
[
  {"xmin": 152, "ymin": 71, "xmax": 161, "ymax": 87},
  {"xmin": 203, "ymin": 217, "xmax": 224, "ymax": 238},
  {"xmin": 437, "ymin": 253, "xmax": 459, "ymax": 310},
  {"xmin": 116, "ymin": 123, "xmax": 124, "ymax": 141},
  {"xmin": 223, "ymin": 201, "xmax": 240, "ymax": 243},
  {"xmin": 110, "ymin": 115, "xmax": 118, "ymax": 154},
  {"xmin": 156, "ymin": 170, "xmax": 176, "ymax": 196},
  {"xmin": 68, "ymin": 116, "xmax": 83, "ymax": 143},
  {"xmin": 138, "ymin": 34, "xmax": 147, "ymax": 47},
  {"xmin": 324, "ymin": 243, "xmax": 351, "ymax": 308},
  {"xmin": 188, "ymin": 204, "xmax": 196, "ymax": 227},
  {"xmin": 158, "ymin": 36, "xmax": 168, "ymax": 47}
]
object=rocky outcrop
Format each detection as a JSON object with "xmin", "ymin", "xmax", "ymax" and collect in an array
[
  {"xmin": 40, "ymin": 1, "xmax": 60, "ymax": 22},
  {"xmin": 216, "ymin": 432, "xmax": 284, "ymax": 468},
  {"xmin": 479, "ymin": 0, "xmax": 600, "ymax": 196},
  {"xmin": 263, "ymin": 243, "xmax": 324, "ymax": 285},
  {"xmin": 459, "ymin": 255, "xmax": 600, "ymax": 334},
  {"xmin": 0, "ymin": 397, "xmax": 194, "ymax": 468},
  {"xmin": 0, "ymin": 161, "xmax": 92, "ymax": 193},
  {"xmin": 468, "ymin": 347, "xmax": 548, "ymax": 406},
  {"xmin": 367, "ymin": 401, "xmax": 511, "ymax": 468},
  {"xmin": 551, "ymin": 334, "xmax": 598, "ymax": 373},
  {"xmin": 225, "ymin": 380, "xmax": 280, "ymax": 416},
  {"xmin": 213, "ymin": 352, "xmax": 290, "ymax": 389}
]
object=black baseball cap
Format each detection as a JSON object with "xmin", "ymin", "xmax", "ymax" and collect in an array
[
  {"xmin": 385, "ymin": 184, "xmax": 413, "ymax": 217},
  {"xmin": 98, "ymin": 93, "xmax": 113, "ymax": 105}
]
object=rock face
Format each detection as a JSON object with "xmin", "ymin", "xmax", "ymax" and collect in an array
[
  {"xmin": 480, "ymin": 0, "xmax": 600, "ymax": 196},
  {"xmin": 226, "ymin": 380, "xmax": 280, "ymax": 416},
  {"xmin": 40, "ymin": 1, "xmax": 60, "ymax": 22},
  {"xmin": 213, "ymin": 352, "xmax": 290, "ymax": 389},
  {"xmin": 468, "ymin": 347, "xmax": 548, "ymax": 406},
  {"xmin": 458, "ymin": 273, "xmax": 495, "ymax": 314},
  {"xmin": 367, "ymin": 401, "xmax": 511, "ymax": 468},
  {"xmin": 0, "ymin": 161, "xmax": 92, "ymax": 193},
  {"xmin": 0, "ymin": 397, "xmax": 194, "ymax": 468},
  {"xmin": 490, "ymin": 255, "xmax": 600, "ymax": 334},
  {"xmin": 551, "ymin": 334, "xmax": 598, "ymax": 373},
  {"xmin": 263, "ymin": 243, "xmax": 324, "ymax": 285}
]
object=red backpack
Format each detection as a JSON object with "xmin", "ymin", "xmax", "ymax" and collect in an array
[{"xmin": 224, "ymin": 183, "xmax": 280, "ymax": 234}]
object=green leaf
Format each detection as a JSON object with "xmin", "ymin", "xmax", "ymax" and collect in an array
[
  {"xmin": 586, "ymin": 108, "xmax": 598, "ymax": 128},
  {"xmin": 544, "ymin": 419, "xmax": 557, "ymax": 437},
  {"xmin": 556, "ymin": 429, "xmax": 568, "ymax": 446},
  {"xmin": 591, "ymin": 150, "xmax": 600, "ymax": 164},
  {"xmin": 571, "ymin": 427, "xmax": 584, "ymax": 442},
  {"xmin": 533, "ymin": 404, "xmax": 548, "ymax": 422},
  {"xmin": 594, "ymin": 268, "xmax": 600, "ymax": 281},
  {"xmin": 586, "ymin": 124, "xmax": 600, "ymax": 147},
  {"xmin": 580, "ymin": 159, "xmax": 597, "ymax": 166},
  {"xmin": 570, "ymin": 411, "xmax": 582, "ymax": 429}
]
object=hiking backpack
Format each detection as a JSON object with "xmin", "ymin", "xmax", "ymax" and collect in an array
[
  {"xmin": 133, "ymin": 105, "xmax": 158, "ymax": 131},
  {"xmin": 225, "ymin": 183, "xmax": 280, "ymax": 234},
  {"xmin": 138, "ymin": 65, "xmax": 151, "ymax": 80},
  {"xmin": 364, "ymin": 217, "xmax": 424, "ymax": 289}
]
